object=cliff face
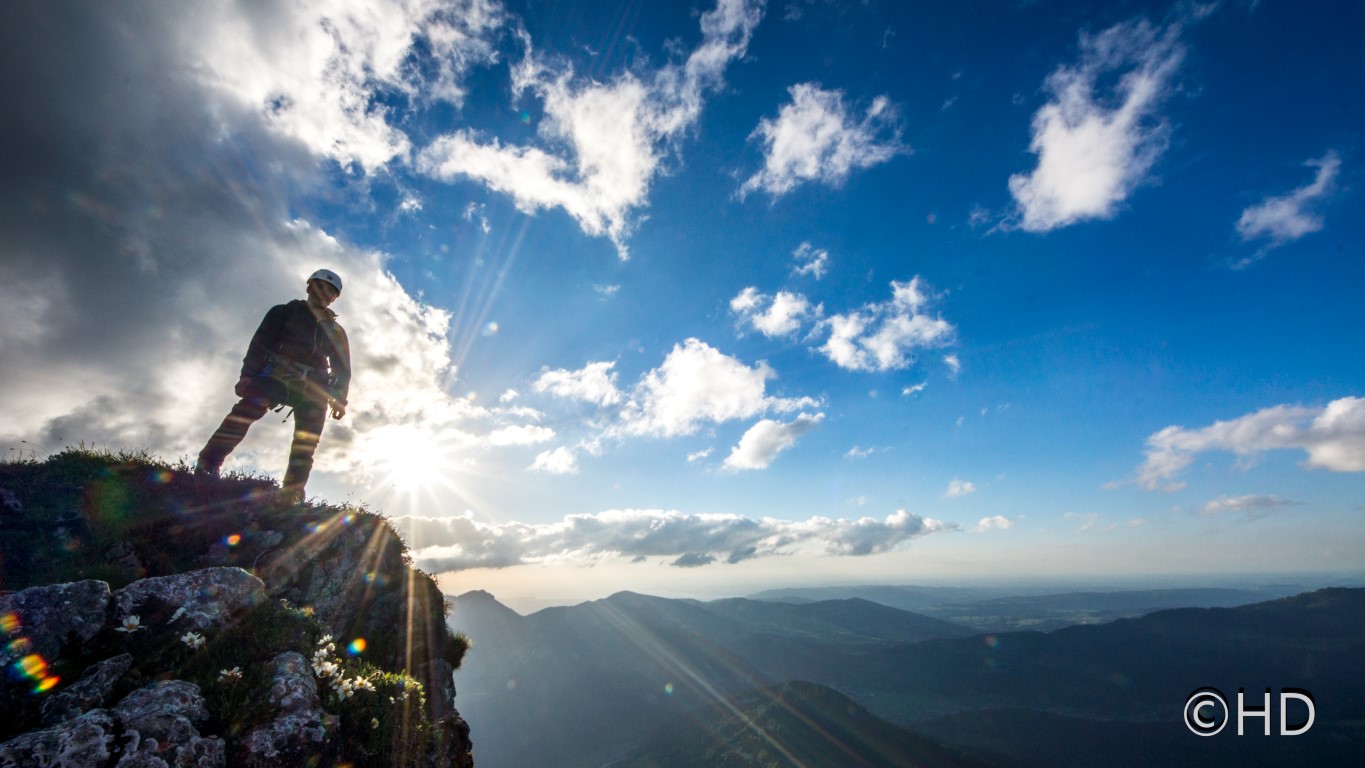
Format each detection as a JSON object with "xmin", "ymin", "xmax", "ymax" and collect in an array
[{"xmin": 0, "ymin": 450, "xmax": 473, "ymax": 768}]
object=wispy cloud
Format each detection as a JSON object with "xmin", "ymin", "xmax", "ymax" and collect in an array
[
  {"xmin": 1135, "ymin": 397, "xmax": 1365, "ymax": 490},
  {"xmin": 1200, "ymin": 494, "xmax": 1296, "ymax": 519},
  {"xmin": 723, "ymin": 413, "xmax": 824, "ymax": 471},
  {"xmin": 395, "ymin": 507, "xmax": 955, "ymax": 571},
  {"xmin": 740, "ymin": 83, "xmax": 905, "ymax": 198},
  {"xmin": 817, "ymin": 278, "xmax": 955, "ymax": 372},
  {"xmin": 418, "ymin": 0, "xmax": 764, "ymax": 256},
  {"xmin": 1008, "ymin": 18, "xmax": 1184, "ymax": 231},
  {"xmin": 1235, "ymin": 150, "xmax": 1341, "ymax": 262}
]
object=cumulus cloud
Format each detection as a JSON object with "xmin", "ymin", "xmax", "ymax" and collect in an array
[
  {"xmin": 817, "ymin": 278, "xmax": 954, "ymax": 372},
  {"xmin": 944, "ymin": 479, "xmax": 976, "ymax": 498},
  {"xmin": 1008, "ymin": 19, "xmax": 1184, "ymax": 231},
  {"xmin": 417, "ymin": 0, "xmax": 764, "ymax": 256},
  {"xmin": 1136, "ymin": 397, "xmax": 1365, "ymax": 490},
  {"xmin": 0, "ymin": 1, "xmax": 546, "ymax": 492},
  {"xmin": 730, "ymin": 287, "xmax": 819, "ymax": 337},
  {"xmin": 740, "ymin": 83, "xmax": 905, "ymax": 198},
  {"xmin": 620, "ymin": 339, "xmax": 819, "ymax": 437},
  {"xmin": 1200, "ymin": 494, "xmax": 1296, "ymax": 519},
  {"xmin": 1236, "ymin": 150, "xmax": 1341, "ymax": 252},
  {"xmin": 723, "ymin": 413, "xmax": 825, "ymax": 471},
  {"xmin": 392, "ymin": 507, "xmax": 954, "ymax": 571},
  {"xmin": 792, "ymin": 242, "xmax": 830, "ymax": 279},
  {"xmin": 534, "ymin": 361, "xmax": 623, "ymax": 406}
]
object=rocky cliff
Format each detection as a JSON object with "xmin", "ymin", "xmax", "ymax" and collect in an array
[{"xmin": 0, "ymin": 449, "xmax": 473, "ymax": 768}]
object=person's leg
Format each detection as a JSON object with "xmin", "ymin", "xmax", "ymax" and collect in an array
[
  {"xmin": 197, "ymin": 397, "xmax": 270, "ymax": 474},
  {"xmin": 281, "ymin": 398, "xmax": 327, "ymax": 499}
]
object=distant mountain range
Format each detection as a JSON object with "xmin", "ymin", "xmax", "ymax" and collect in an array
[
  {"xmin": 449, "ymin": 587, "xmax": 1365, "ymax": 768},
  {"xmin": 748, "ymin": 584, "xmax": 1321, "ymax": 632}
]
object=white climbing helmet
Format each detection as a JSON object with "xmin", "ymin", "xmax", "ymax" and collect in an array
[{"xmin": 308, "ymin": 268, "xmax": 343, "ymax": 294}]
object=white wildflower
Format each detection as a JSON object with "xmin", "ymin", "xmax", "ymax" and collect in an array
[
  {"xmin": 116, "ymin": 615, "xmax": 145, "ymax": 633},
  {"xmin": 218, "ymin": 667, "xmax": 243, "ymax": 683},
  {"xmin": 371, "ymin": 717, "xmax": 379, "ymax": 729},
  {"xmin": 169, "ymin": 606, "xmax": 187, "ymax": 624},
  {"xmin": 180, "ymin": 631, "xmax": 205, "ymax": 649}
]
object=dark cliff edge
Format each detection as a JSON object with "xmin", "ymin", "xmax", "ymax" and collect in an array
[{"xmin": 0, "ymin": 449, "xmax": 473, "ymax": 768}]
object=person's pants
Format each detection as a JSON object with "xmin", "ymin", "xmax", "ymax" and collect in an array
[{"xmin": 197, "ymin": 392, "xmax": 327, "ymax": 493}]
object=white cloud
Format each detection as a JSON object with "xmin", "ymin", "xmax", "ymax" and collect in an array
[
  {"xmin": 620, "ymin": 339, "xmax": 819, "ymax": 437},
  {"xmin": 730, "ymin": 287, "xmax": 818, "ymax": 338},
  {"xmin": 1236, "ymin": 150, "xmax": 1341, "ymax": 249},
  {"xmin": 945, "ymin": 479, "xmax": 977, "ymax": 498},
  {"xmin": 394, "ymin": 506, "xmax": 954, "ymax": 571},
  {"xmin": 194, "ymin": 0, "xmax": 506, "ymax": 174},
  {"xmin": 792, "ymin": 242, "xmax": 830, "ymax": 279},
  {"xmin": 845, "ymin": 445, "xmax": 877, "ymax": 459},
  {"xmin": 1008, "ymin": 19, "xmax": 1184, "ymax": 231},
  {"xmin": 817, "ymin": 277, "xmax": 955, "ymax": 372},
  {"xmin": 943, "ymin": 353, "xmax": 961, "ymax": 379},
  {"xmin": 740, "ymin": 83, "xmax": 905, "ymax": 198},
  {"xmin": 902, "ymin": 382, "xmax": 927, "ymax": 397},
  {"xmin": 1200, "ymin": 494, "xmax": 1296, "ymax": 519},
  {"xmin": 534, "ymin": 361, "xmax": 623, "ymax": 407},
  {"xmin": 687, "ymin": 448, "xmax": 714, "ymax": 463},
  {"xmin": 1136, "ymin": 397, "xmax": 1365, "ymax": 490},
  {"xmin": 499, "ymin": 389, "xmax": 520, "ymax": 403},
  {"xmin": 973, "ymin": 515, "xmax": 1013, "ymax": 532},
  {"xmin": 530, "ymin": 446, "xmax": 578, "ymax": 475},
  {"xmin": 723, "ymin": 413, "xmax": 824, "ymax": 471},
  {"xmin": 593, "ymin": 284, "xmax": 621, "ymax": 299},
  {"xmin": 417, "ymin": 0, "xmax": 764, "ymax": 256}
]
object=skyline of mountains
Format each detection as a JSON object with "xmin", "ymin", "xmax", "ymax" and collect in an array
[{"xmin": 449, "ymin": 583, "xmax": 1365, "ymax": 767}]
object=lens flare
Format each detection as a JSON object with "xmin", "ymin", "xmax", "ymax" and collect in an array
[
  {"xmin": 348, "ymin": 638, "xmax": 367, "ymax": 655},
  {"xmin": 149, "ymin": 470, "xmax": 172, "ymax": 484},
  {"xmin": 0, "ymin": 611, "xmax": 19, "ymax": 634},
  {"xmin": 481, "ymin": 321, "xmax": 499, "ymax": 337},
  {"xmin": 33, "ymin": 676, "xmax": 60, "ymax": 693},
  {"xmin": 664, "ymin": 683, "xmax": 674, "ymax": 695},
  {"xmin": 224, "ymin": 534, "xmax": 242, "ymax": 547}
]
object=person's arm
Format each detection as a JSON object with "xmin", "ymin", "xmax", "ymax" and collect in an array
[{"xmin": 327, "ymin": 323, "xmax": 351, "ymax": 419}]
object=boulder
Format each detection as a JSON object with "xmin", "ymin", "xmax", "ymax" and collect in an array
[
  {"xmin": 0, "ymin": 709, "xmax": 117, "ymax": 767},
  {"xmin": 113, "ymin": 568, "xmax": 265, "ymax": 633},
  {"xmin": 40, "ymin": 653, "xmax": 134, "ymax": 726},
  {"xmin": 240, "ymin": 652, "xmax": 337, "ymax": 766},
  {"xmin": 0, "ymin": 580, "xmax": 110, "ymax": 665}
]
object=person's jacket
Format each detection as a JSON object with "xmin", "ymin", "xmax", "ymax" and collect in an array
[{"xmin": 239, "ymin": 300, "xmax": 351, "ymax": 405}]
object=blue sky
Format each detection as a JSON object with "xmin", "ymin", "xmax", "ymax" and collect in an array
[{"xmin": 2, "ymin": 0, "xmax": 1362, "ymax": 610}]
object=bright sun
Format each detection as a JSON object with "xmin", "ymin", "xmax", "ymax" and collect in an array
[{"xmin": 368, "ymin": 425, "xmax": 447, "ymax": 491}]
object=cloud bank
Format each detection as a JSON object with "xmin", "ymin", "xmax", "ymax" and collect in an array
[
  {"xmin": 393, "ymin": 507, "xmax": 954, "ymax": 571},
  {"xmin": 1136, "ymin": 397, "xmax": 1365, "ymax": 490}
]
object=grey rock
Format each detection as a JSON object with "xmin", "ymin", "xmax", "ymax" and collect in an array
[
  {"xmin": 0, "ymin": 709, "xmax": 116, "ymax": 767},
  {"xmin": 113, "ymin": 680, "xmax": 209, "ymax": 740},
  {"xmin": 240, "ymin": 652, "xmax": 337, "ymax": 766},
  {"xmin": 113, "ymin": 568, "xmax": 265, "ymax": 633},
  {"xmin": 0, "ymin": 580, "xmax": 111, "ymax": 665},
  {"xmin": 40, "ymin": 653, "xmax": 134, "ymax": 726}
]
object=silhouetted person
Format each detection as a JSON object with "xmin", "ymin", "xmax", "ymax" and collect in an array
[{"xmin": 196, "ymin": 269, "xmax": 351, "ymax": 504}]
